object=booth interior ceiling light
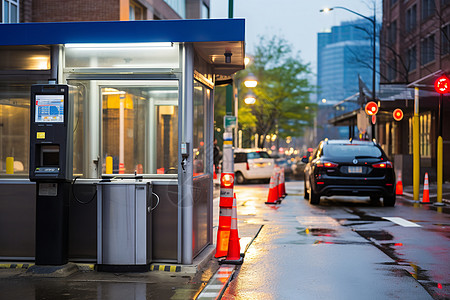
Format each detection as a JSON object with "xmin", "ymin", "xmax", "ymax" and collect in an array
[{"xmin": 64, "ymin": 42, "xmax": 173, "ymax": 49}]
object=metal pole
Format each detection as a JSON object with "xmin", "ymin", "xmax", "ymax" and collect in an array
[
  {"xmin": 413, "ymin": 87, "xmax": 420, "ymax": 201},
  {"xmin": 371, "ymin": 5, "xmax": 376, "ymax": 140}
]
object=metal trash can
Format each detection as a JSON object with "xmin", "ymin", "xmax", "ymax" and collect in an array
[{"xmin": 97, "ymin": 178, "xmax": 152, "ymax": 272}]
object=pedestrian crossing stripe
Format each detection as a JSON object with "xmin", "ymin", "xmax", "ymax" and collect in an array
[
  {"xmin": 383, "ymin": 217, "xmax": 421, "ymax": 227},
  {"xmin": 150, "ymin": 264, "xmax": 181, "ymax": 272}
]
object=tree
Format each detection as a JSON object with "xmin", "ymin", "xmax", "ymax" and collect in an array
[{"xmin": 237, "ymin": 36, "xmax": 315, "ymax": 149}]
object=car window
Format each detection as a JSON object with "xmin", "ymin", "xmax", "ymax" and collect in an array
[
  {"xmin": 247, "ymin": 151, "xmax": 270, "ymax": 159},
  {"xmin": 323, "ymin": 144, "xmax": 382, "ymax": 158},
  {"xmin": 234, "ymin": 153, "xmax": 247, "ymax": 163}
]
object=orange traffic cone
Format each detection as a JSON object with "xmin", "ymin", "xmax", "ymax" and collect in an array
[
  {"xmin": 421, "ymin": 172, "xmax": 430, "ymax": 203},
  {"xmin": 215, "ymin": 173, "xmax": 235, "ymax": 258},
  {"xmin": 220, "ymin": 194, "xmax": 243, "ymax": 265},
  {"xmin": 265, "ymin": 174, "xmax": 279, "ymax": 204},
  {"xmin": 277, "ymin": 169, "xmax": 283, "ymax": 202},
  {"xmin": 280, "ymin": 167, "xmax": 287, "ymax": 198},
  {"xmin": 395, "ymin": 171, "xmax": 403, "ymax": 195}
]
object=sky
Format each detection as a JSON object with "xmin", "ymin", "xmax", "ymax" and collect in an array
[{"xmin": 210, "ymin": 0, "xmax": 382, "ymax": 75}]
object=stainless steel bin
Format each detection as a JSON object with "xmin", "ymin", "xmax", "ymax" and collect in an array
[{"xmin": 97, "ymin": 179, "xmax": 152, "ymax": 272}]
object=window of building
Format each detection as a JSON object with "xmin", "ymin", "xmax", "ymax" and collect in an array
[
  {"xmin": 193, "ymin": 81, "xmax": 210, "ymax": 176},
  {"xmin": 387, "ymin": 58, "xmax": 397, "ymax": 81},
  {"xmin": 408, "ymin": 46, "xmax": 417, "ymax": 71},
  {"xmin": 391, "ymin": 0, "xmax": 398, "ymax": 6},
  {"xmin": 408, "ymin": 113, "xmax": 432, "ymax": 157},
  {"xmin": 0, "ymin": 81, "xmax": 33, "ymax": 176},
  {"xmin": 201, "ymin": 2, "xmax": 209, "ymax": 19},
  {"xmin": 422, "ymin": 0, "xmax": 436, "ymax": 20},
  {"xmin": 130, "ymin": 0, "xmax": 145, "ymax": 20},
  {"xmin": 421, "ymin": 34, "xmax": 435, "ymax": 65},
  {"xmin": 420, "ymin": 112, "xmax": 431, "ymax": 158},
  {"xmin": 406, "ymin": 5, "xmax": 417, "ymax": 32},
  {"xmin": 2, "ymin": 0, "xmax": 19, "ymax": 23},
  {"xmin": 164, "ymin": 0, "xmax": 186, "ymax": 18},
  {"xmin": 388, "ymin": 21, "xmax": 397, "ymax": 45},
  {"xmin": 442, "ymin": 24, "xmax": 450, "ymax": 56}
]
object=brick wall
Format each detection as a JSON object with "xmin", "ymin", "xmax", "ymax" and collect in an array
[{"xmin": 31, "ymin": 0, "xmax": 122, "ymax": 22}]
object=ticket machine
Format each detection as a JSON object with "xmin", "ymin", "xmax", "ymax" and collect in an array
[{"xmin": 29, "ymin": 83, "xmax": 73, "ymax": 265}]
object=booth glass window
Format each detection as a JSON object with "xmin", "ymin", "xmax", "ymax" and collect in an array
[
  {"xmin": 193, "ymin": 81, "xmax": 210, "ymax": 176},
  {"xmin": 0, "ymin": 81, "xmax": 32, "ymax": 176},
  {"xmin": 101, "ymin": 84, "xmax": 178, "ymax": 175}
]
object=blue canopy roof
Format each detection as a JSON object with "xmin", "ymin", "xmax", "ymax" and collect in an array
[{"xmin": 0, "ymin": 18, "xmax": 245, "ymax": 75}]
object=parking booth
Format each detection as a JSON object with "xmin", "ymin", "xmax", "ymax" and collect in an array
[{"xmin": 0, "ymin": 19, "xmax": 245, "ymax": 266}]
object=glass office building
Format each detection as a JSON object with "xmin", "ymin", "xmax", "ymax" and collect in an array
[{"xmin": 317, "ymin": 19, "xmax": 379, "ymax": 104}]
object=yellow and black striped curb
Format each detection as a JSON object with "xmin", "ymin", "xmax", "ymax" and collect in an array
[
  {"xmin": 150, "ymin": 264, "xmax": 181, "ymax": 272},
  {"xmin": 0, "ymin": 263, "xmax": 34, "ymax": 269}
]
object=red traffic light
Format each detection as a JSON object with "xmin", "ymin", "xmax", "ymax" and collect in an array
[
  {"xmin": 434, "ymin": 75, "xmax": 450, "ymax": 94},
  {"xmin": 393, "ymin": 108, "xmax": 403, "ymax": 121},
  {"xmin": 365, "ymin": 101, "xmax": 378, "ymax": 116}
]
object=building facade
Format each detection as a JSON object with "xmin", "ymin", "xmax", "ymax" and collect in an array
[
  {"xmin": 1, "ymin": 0, "xmax": 210, "ymax": 23},
  {"xmin": 379, "ymin": 0, "xmax": 450, "ymax": 183},
  {"xmin": 317, "ymin": 19, "xmax": 379, "ymax": 104},
  {"xmin": 316, "ymin": 19, "xmax": 380, "ymax": 143}
]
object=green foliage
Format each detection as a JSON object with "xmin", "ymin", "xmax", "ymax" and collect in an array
[{"xmin": 237, "ymin": 35, "xmax": 316, "ymax": 148}]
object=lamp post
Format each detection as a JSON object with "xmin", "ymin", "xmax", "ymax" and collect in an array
[{"xmin": 320, "ymin": 6, "xmax": 377, "ymax": 139}]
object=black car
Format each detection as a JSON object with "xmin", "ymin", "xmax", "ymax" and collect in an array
[{"xmin": 302, "ymin": 139, "xmax": 396, "ymax": 206}]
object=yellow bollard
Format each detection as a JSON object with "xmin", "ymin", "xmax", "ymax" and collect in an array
[
  {"xmin": 437, "ymin": 136, "xmax": 443, "ymax": 204},
  {"xmin": 6, "ymin": 157, "xmax": 14, "ymax": 174},
  {"xmin": 413, "ymin": 87, "xmax": 420, "ymax": 202},
  {"xmin": 106, "ymin": 156, "xmax": 113, "ymax": 174}
]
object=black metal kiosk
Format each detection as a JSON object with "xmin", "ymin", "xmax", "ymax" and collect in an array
[{"xmin": 29, "ymin": 83, "xmax": 73, "ymax": 265}]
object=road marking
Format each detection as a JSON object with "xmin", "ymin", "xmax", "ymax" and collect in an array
[
  {"xmin": 197, "ymin": 265, "xmax": 235, "ymax": 300},
  {"xmin": 383, "ymin": 217, "xmax": 421, "ymax": 227}
]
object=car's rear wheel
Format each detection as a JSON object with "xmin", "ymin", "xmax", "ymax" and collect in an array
[
  {"xmin": 235, "ymin": 172, "xmax": 246, "ymax": 184},
  {"xmin": 304, "ymin": 177, "xmax": 309, "ymax": 200},
  {"xmin": 383, "ymin": 194, "xmax": 396, "ymax": 207},
  {"xmin": 309, "ymin": 181, "xmax": 320, "ymax": 205}
]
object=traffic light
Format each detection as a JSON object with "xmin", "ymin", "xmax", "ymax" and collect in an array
[
  {"xmin": 365, "ymin": 101, "xmax": 378, "ymax": 116},
  {"xmin": 434, "ymin": 75, "xmax": 450, "ymax": 94},
  {"xmin": 393, "ymin": 108, "xmax": 403, "ymax": 121}
]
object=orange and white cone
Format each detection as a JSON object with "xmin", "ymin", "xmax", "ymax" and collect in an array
[
  {"xmin": 215, "ymin": 173, "xmax": 234, "ymax": 258},
  {"xmin": 280, "ymin": 167, "xmax": 287, "ymax": 198},
  {"xmin": 220, "ymin": 194, "xmax": 243, "ymax": 265},
  {"xmin": 277, "ymin": 169, "xmax": 283, "ymax": 202},
  {"xmin": 265, "ymin": 174, "xmax": 279, "ymax": 204},
  {"xmin": 421, "ymin": 172, "xmax": 430, "ymax": 203},
  {"xmin": 395, "ymin": 171, "xmax": 403, "ymax": 195}
]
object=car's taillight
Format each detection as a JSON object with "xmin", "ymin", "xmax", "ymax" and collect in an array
[
  {"xmin": 317, "ymin": 161, "xmax": 338, "ymax": 168},
  {"xmin": 372, "ymin": 161, "xmax": 393, "ymax": 168},
  {"xmin": 246, "ymin": 162, "xmax": 249, "ymax": 170}
]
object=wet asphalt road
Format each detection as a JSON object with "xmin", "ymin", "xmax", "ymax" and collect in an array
[
  {"xmin": 0, "ymin": 180, "xmax": 448, "ymax": 299},
  {"xmin": 222, "ymin": 180, "xmax": 450, "ymax": 300}
]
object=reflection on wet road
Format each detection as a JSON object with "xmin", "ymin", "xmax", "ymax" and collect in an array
[{"xmin": 223, "ymin": 181, "xmax": 449, "ymax": 299}]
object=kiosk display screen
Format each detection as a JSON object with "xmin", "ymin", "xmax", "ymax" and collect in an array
[{"xmin": 35, "ymin": 94, "xmax": 64, "ymax": 123}]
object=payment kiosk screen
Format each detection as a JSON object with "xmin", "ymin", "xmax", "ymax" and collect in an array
[{"xmin": 35, "ymin": 94, "xmax": 64, "ymax": 123}]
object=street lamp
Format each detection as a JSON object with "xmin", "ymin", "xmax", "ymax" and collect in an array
[
  {"xmin": 320, "ymin": 5, "xmax": 377, "ymax": 139},
  {"xmin": 244, "ymin": 91, "xmax": 256, "ymax": 105},
  {"xmin": 244, "ymin": 73, "xmax": 258, "ymax": 88}
]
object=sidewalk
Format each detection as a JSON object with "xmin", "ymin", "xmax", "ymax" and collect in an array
[{"xmin": 402, "ymin": 182, "xmax": 450, "ymax": 204}]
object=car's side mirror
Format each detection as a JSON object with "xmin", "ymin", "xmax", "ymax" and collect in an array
[{"xmin": 301, "ymin": 156, "xmax": 309, "ymax": 164}]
